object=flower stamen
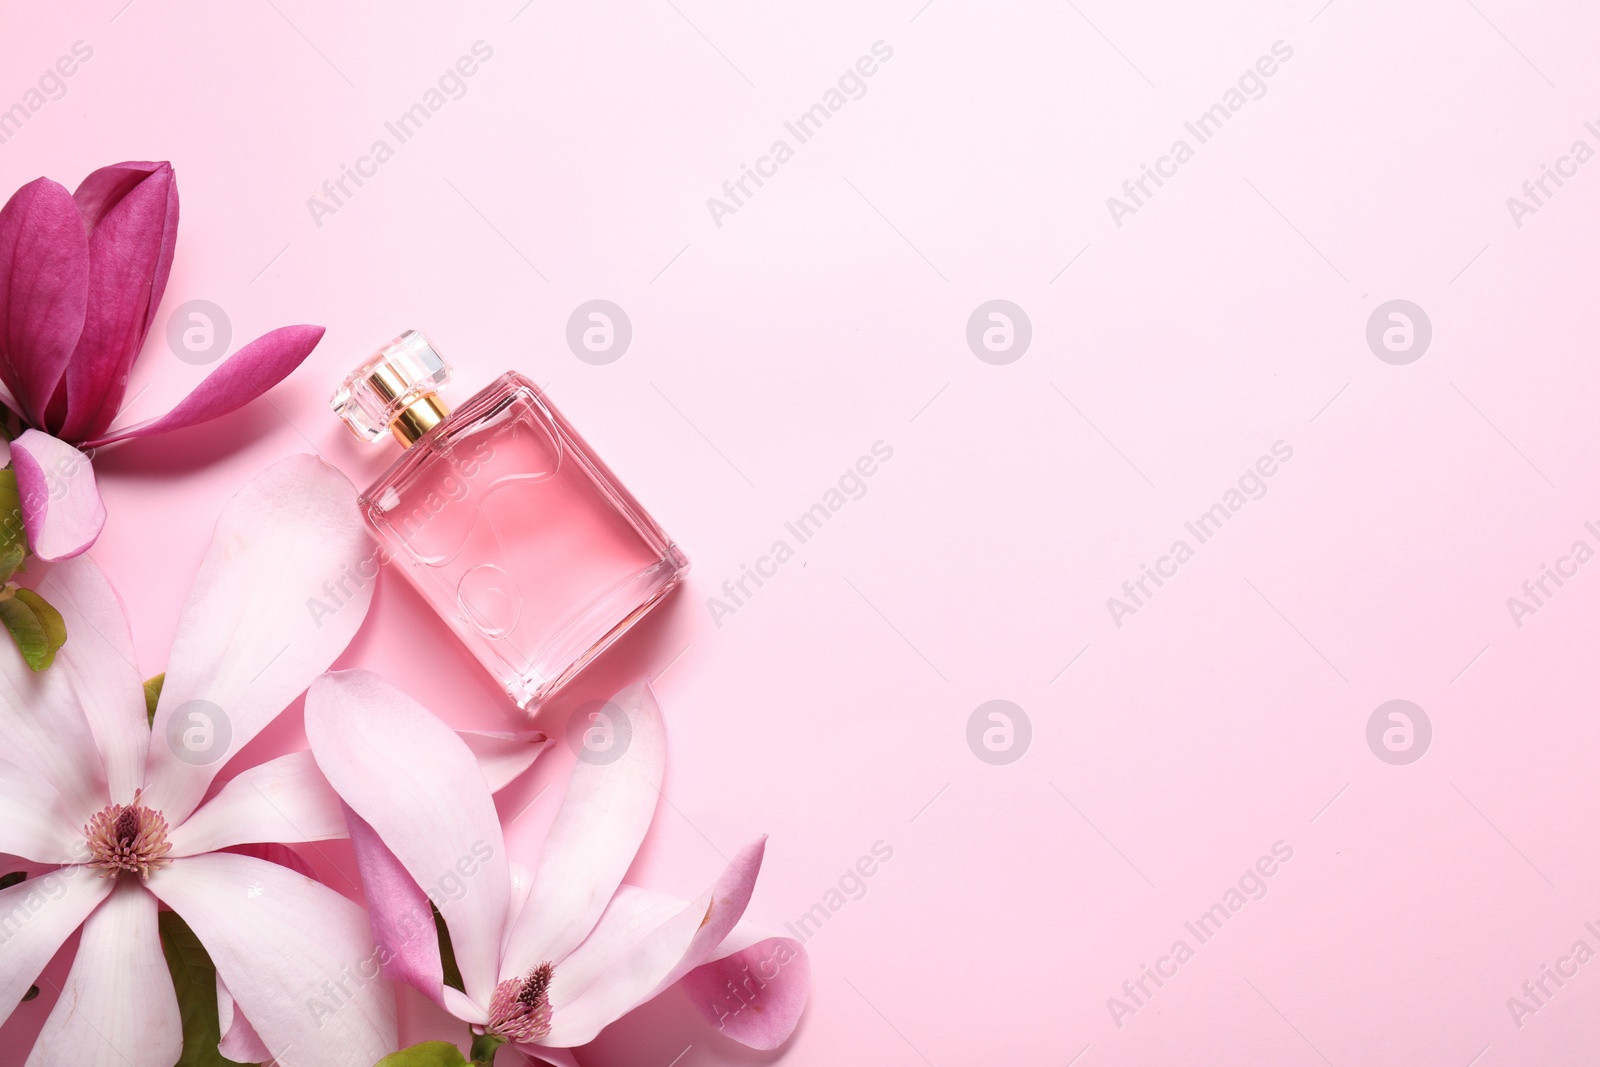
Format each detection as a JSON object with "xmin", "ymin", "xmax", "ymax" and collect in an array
[
  {"xmin": 486, "ymin": 962, "xmax": 554, "ymax": 1042},
  {"xmin": 84, "ymin": 791, "xmax": 172, "ymax": 880}
]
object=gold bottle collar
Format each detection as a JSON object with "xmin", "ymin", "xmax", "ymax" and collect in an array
[
  {"xmin": 390, "ymin": 394, "xmax": 449, "ymax": 446},
  {"xmin": 362, "ymin": 359, "xmax": 449, "ymax": 446}
]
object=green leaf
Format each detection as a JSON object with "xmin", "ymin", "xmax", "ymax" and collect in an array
[
  {"xmin": 374, "ymin": 1042, "xmax": 471, "ymax": 1067},
  {"xmin": 0, "ymin": 466, "xmax": 23, "ymax": 534},
  {"xmin": 0, "ymin": 468, "xmax": 25, "ymax": 580},
  {"xmin": 158, "ymin": 911, "xmax": 256, "ymax": 1067},
  {"xmin": 0, "ymin": 587, "xmax": 67, "ymax": 671},
  {"xmin": 145, "ymin": 673, "xmax": 166, "ymax": 727},
  {"xmin": 0, "ymin": 871, "xmax": 25, "ymax": 890},
  {"xmin": 15, "ymin": 588, "xmax": 63, "ymax": 649},
  {"xmin": 0, "ymin": 541, "xmax": 26, "ymax": 585}
]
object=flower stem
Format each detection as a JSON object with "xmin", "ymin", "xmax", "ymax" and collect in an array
[{"xmin": 470, "ymin": 1032, "xmax": 507, "ymax": 1065}]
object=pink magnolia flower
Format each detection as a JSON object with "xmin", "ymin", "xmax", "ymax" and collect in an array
[
  {"xmin": 306, "ymin": 671, "xmax": 810, "ymax": 1064},
  {"xmin": 0, "ymin": 160, "xmax": 325, "ymax": 561},
  {"xmin": 0, "ymin": 454, "xmax": 394, "ymax": 1067}
]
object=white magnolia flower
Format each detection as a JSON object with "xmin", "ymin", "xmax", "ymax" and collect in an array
[
  {"xmin": 0, "ymin": 454, "xmax": 394, "ymax": 1067},
  {"xmin": 306, "ymin": 671, "xmax": 811, "ymax": 1063}
]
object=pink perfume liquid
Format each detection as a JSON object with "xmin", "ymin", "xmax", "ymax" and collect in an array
[{"xmin": 356, "ymin": 370, "xmax": 687, "ymax": 708}]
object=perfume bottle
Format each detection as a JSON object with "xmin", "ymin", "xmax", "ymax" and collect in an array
[{"xmin": 332, "ymin": 331, "xmax": 689, "ymax": 708}]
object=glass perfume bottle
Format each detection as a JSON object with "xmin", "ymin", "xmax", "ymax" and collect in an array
[{"xmin": 332, "ymin": 331, "xmax": 688, "ymax": 709}]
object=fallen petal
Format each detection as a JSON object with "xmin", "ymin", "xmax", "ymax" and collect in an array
[
  {"xmin": 59, "ymin": 161, "xmax": 179, "ymax": 441},
  {"xmin": 142, "ymin": 454, "xmax": 371, "ymax": 824},
  {"xmin": 81, "ymin": 325, "xmax": 323, "ymax": 447},
  {"xmin": 147, "ymin": 852, "xmax": 397, "ymax": 1067},
  {"xmin": 24, "ymin": 879, "xmax": 180, "ymax": 1067},
  {"xmin": 0, "ymin": 178, "xmax": 90, "ymax": 427},
  {"xmin": 11, "ymin": 429, "xmax": 106, "ymax": 560}
]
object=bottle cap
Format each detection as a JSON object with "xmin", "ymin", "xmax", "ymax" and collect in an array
[{"xmin": 332, "ymin": 330, "xmax": 452, "ymax": 446}]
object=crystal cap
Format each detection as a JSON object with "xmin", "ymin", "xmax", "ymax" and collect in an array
[{"xmin": 332, "ymin": 331, "xmax": 452, "ymax": 443}]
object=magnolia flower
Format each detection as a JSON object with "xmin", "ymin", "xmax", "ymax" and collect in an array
[
  {"xmin": 0, "ymin": 454, "xmax": 394, "ymax": 1067},
  {"xmin": 0, "ymin": 160, "xmax": 325, "ymax": 561},
  {"xmin": 306, "ymin": 671, "xmax": 810, "ymax": 1064}
]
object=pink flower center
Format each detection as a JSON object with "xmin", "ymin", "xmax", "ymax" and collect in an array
[
  {"xmin": 84, "ymin": 793, "xmax": 172, "ymax": 880},
  {"xmin": 486, "ymin": 962, "xmax": 554, "ymax": 1042}
]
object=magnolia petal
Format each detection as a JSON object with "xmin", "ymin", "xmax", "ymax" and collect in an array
[
  {"xmin": 168, "ymin": 751, "xmax": 344, "ymax": 857},
  {"xmin": 216, "ymin": 974, "xmax": 274, "ymax": 1064},
  {"xmin": 25, "ymin": 879, "xmax": 180, "ymax": 1067},
  {"xmin": 34, "ymin": 555, "xmax": 146, "ymax": 803},
  {"xmin": 0, "ymin": 569, "xmax": 111, "ymax": 825},
  {"xmin": 147, "ymin": 852, "xmax": 397, "ymax": 1067},
  {"xmin": 11, "ymin": 429, "xmax": 105, "ymax": 561},
  {"xmin": 457, "ymin": 729, "xmax": 551, "ymax": 792},
  {"xmin": 224, "ymin": 841, "xmax": 317, "ymax": 880},
  {"xmin": 502, "ymin": 681, "xmax": 666, "ymax": 976},
  {"xmin": 0, "ymin": 757, "xmax": 81, "ymax": 864},
  {"xmin": 306, "ymin": 670, "xmax": 510, "ymax": 1011},
  {"xmin": 442, "ymin": 986, "xmax": 490, "ymax": 1026},
  {"xmin": 0, "ymin": 178, "xmax": 89, "ymax": 427},
  {"xmin": 541, "ymin": 839, "xmax": 765, "ymax": 1047},
  {"xmin": 0, "ymin": 865, "xmax": 112, "ymax": 1031},
  {"xmin": 81, "ymin": 325, "xmax": 324, "ymax": 447},
  {"xmin": 0, "ymin": 854, "xmax": 55, "ymax": 881},
  {"xmin": 170, "ymin": 732, "xmax": 544, "ymax": 862},
  {"xmin": 341, "ymin": 804, "xmax": 452, "ymax": 1014},
  {"xmin": 142, "ymin": 455, "xmax": 371, "ymax": 824},
  {"xmin": 73, "ymin": 161, "xmax": 173, "ymax": 232},
  {"xmin": 654, "ymin": 871, "xmax": 776, "ymax": 990},
  {"xmin": 60, "ymin": 161, "xmax": 179, "ymax": 442},
  {"xmin": 678, "ymin": 933, "xmax": 809, "ymax": 1050}
]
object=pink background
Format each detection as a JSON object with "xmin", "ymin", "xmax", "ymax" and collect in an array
[{"xmin": 5, "ymin": 0, "xmax": 1600, "ymax": 1064}]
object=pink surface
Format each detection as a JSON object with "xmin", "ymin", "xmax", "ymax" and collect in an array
[{"xmin": 3, "ymin": 1, "xmax": 1599, "ymax": 1064}]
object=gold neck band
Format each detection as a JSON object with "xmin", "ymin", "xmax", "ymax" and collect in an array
[{"xmin": 391, "ymin": 394, "xmax": 449, "ymax": 446}]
